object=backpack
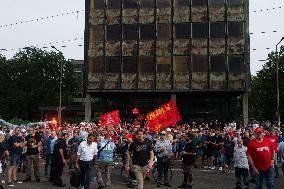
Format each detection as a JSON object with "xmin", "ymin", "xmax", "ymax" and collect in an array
[{"xmin": 70, "ymin": 169, "xmax": 81, "ymax": 188}]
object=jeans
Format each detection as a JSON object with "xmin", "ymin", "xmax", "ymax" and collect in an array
[
  {"xmin": 45, "ymin": 154, "xmax": 52, "ymax": 176},
  {"xmin": 256, "ymin": 166, "xmax": 274, "ymax": 189},
  {"xmin": 133, "ymin": 165, "xmax": 147, "ymax": 189},
  {"xmin": 26, "ymin": 155, "xmax": 40, "ymax": 179},
  {"xmin": 97, "ymin": 161, "xmax": 112, "ymax": 187},
  {"xmin": 157, "ymin": 156, "xmax": 169, "ymax": 184},
  {"xmin": 79, "ymin": 160, "xmax": 93, "ymax": 189}
]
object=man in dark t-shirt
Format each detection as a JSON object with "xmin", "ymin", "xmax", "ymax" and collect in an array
[{"xmin": 126, "ymin": 129, "xmax": 154, "ymax": 189}]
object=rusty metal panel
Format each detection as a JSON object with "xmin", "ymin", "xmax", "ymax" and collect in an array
[
  {"xmin": 88, "ymin": 73, "xmax": 104, "ymax": 89},
  {"xmin": 174, "ymin": 40, "xmax": 190, "ymax": 55},
  {"xmin": 191, "ymin": 6, "xmax": 208, "ymax": 22},
  {"xmin": 121, "ymin": 73, "xmax": 137, "ymax": 89},
  {"xmin": 192, "ymin": 39, "xmax": 207, "ymax": 55},
  {"xmin": 173, "ymin": 56, "xmax": 189, "ymax": 73},
  {"xmin": 210, "ymin": 72, "xmax": 226, "ymax": 89},
  {"xmin": 106, "ymin": 9, "xmax": 121, "ymax": 24},
  {"xmin": 89, "ymin": 10, "xmax": 105, "ymax": 25},
  {"xmin": 157, "ymin": 8, "xmax": 171, "ymax": 23},
  {"xmin": 88, "ymin": 42, "xmax": 104, "ymax": 57},
  {"xmin": 122, "ymin": 9, "xmax": 138, "ymax": 24},
  {"xmin": 139, "ymin": 8, "xmax": 155, "ymax": 24},
  {"xmin": 156, "ymin": 73, "xmax": 172, "ymax": 89},
  {"xmin": 174, "ymin": 73, "xmax": 190, "ymax": 90},
  {"xmin": 209, "ymin": 7, "xmax": 225, "ymax": 21},
  {"xmin": 138, "ymin": 74, "xmax": 155, "ymax": 90},
  {"xmin": 191, "ymin": 72, "xmax": 208, "ymax": 89},
  {"xmin": 122, "ymin": 41, "xmax": 138, "ymax": 56},
  {"xmin": 209, "ymin": 39, "xmax": 225, "ymax": 55},
  {"xmin": 105, "ymin": 42, "xmax": 121, "ymax": 56},
  {"xmin": 156, "ymin": 41, "xmax": 172, "ymax": 56},
  {"xmin": 228, "ymin": 72, "xmax": 245, "ymax": 89},
  {"xmin": 227, "ymin": 7, "xmax": 244, "ymax": 21},
  {"xmin": 173, "ymin": 7, "xmax": 190, "ymax": 23},
  {"xmin": 139, "ymin": 41, "xmax": 155, "ymax": 56},
  {"xmin": 104, "ymin": 73, "xmax": 120, "ymax": 89},
  {"xmin": 227, "ymin": 38, "xmax": 244, "ymax": 54}
]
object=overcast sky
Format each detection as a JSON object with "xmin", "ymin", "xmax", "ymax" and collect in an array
[{"xmin": 0, "ymin": 0, "xmax": 283, "ymax": 75}]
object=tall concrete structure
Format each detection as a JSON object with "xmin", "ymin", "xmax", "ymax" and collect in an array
[{"xmin": 85, "ymin": 0, "xmax": 250, "ymax": 123}]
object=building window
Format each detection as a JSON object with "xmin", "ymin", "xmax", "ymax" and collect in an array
[
  {"xmin": 94, "ymin": 0, "xmax": 105, "ymax": 9},
  {"xmin": 175, "ymin": 23, "xmax": 190, "ymax": 39},
  {"xmin": 210, "ymin": 0, "xmax": 224, "ymax": 6},
  {"xmin": 140, "ymin": 56, "xmax": 155, "ymax": 73},
  {"xmin": 192, "ymin": 56, "xmax": 208, "ymax": 72},
  {"xmin": 210, "ymin": 22, "xmax": 225, "ymax": 38},
  {"xmin": 174, "ymin": 56, "xmax": 189, "ymax": 73},
  {"xmin": 140, "ymin": 24, "xmax": 155, "ymax": 40},
  {"xmin": 140, "ymin": 0, "xmax": 154, "ymax": 8},
  {"xmin": 107, "ymin": 25, "xmax": 121, "ymax": 41},
  {"xmin": 210, "ymin": 56, "xmax": 226, "ymax": 72},
  {"xmin": 157, "ymin": 24, "xmax": 171, "ymax": 41},
  {"xmin": 227, "ymin": 0, "xmax": 242, "ymax": 7},
  {"xmin": 123, "ymin": 57, "xmax": 138, "ymax": 73},
  {"xmin": 92, "ymin": 25, "xmax": 104, "ymax": 42},
  {"xmin": 106, "ymin": 56, "xmax": 121, "ymax": 73},
  {"xmin": 90, "ymin": 57, "xmax": 104, "ymax": 73},
  {"xmin": 156, "ymin": 57, "xmax": 171, "ymax": 72},
  {"xmin": 107, "ymin": 0, "xmax": 121, "ymax": 9},
  {"xmin": 157, "ymin": 0, "xmax": 171, "ymax": 8},
  {"xmin": 175, "ymin": 0, "xmax": 190, "ymax": 7},
  {"xmin": 192, "ymin": 0, "xmax": 207, "ymax": 6},
  {"xmin": 228, "ymin": 56, "xmax": 243, "ymax": 72},
  {"xmin": 123, "ymin": 25, "xmax": 138, "ymax": 40},
  {"xmin": 124, "ymin": 0, "xmax": 138, "ymax": 8},
  {"xmin": 192, "ymin": 23, "xmax": 208, "ymax": 38},
  {"xmin": 228, "ymin": 22, "xmax": 243, "ymax": 37}
]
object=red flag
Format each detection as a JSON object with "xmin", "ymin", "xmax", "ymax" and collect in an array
[
  {"xmin": 146, "ymin": 101, "xmax": 181, "ymax": 132},
  {"xmin": 100, "ymin": 110, "xmax": 120, "ymax": 126}
]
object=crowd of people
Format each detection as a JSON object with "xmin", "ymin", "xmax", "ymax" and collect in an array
[{"xmin": 0, "ymin": 121, "xmax": 283, "ymax": 189}]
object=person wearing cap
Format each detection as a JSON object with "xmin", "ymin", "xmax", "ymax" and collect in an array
[
  {"xmin": 154, "ymin": 131, "xmax": 172, "ymax": 187},
  {"xmin": 166, "ymin": 128, "xmax": 173, "ymax": 143},
  {"xmin": 247, "ymin": 127, "xmax": 275, "ymax": 189}
]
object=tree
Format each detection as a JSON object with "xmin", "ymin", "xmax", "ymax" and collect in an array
[
  {"xmin": 0, "ymin": 47, "xmax": 79, "ymax": 120},
  {"xmin": 250, "ymin": 46, "xmax": 284, "ymax": 121}
]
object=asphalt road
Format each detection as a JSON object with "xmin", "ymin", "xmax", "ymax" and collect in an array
[{"xmin": 2, "ymin": 159, "xmax": 284, "ymax": 189}]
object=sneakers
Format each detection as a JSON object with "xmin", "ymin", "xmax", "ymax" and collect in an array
[
  {"xmin": 7, "ymin": 182, "xmax": 15, "ymax": 187},
  {"xmin": 203, "ymin": 166, "xmax": 209, "ymax": 169},
  {"xmin": 219, "ymin": 167, "xmax": 223, "ymax": 171},
  {"xmin": 13, "ymin": 180, "xmax": 23, "ymax": 184}
]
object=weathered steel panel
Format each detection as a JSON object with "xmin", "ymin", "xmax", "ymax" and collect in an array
[
  {"xmin": 139, "ymin": 41, "xmax": 155, "ymax": 56},
  {"xmin": 156, "ymin": 41, "xmax": 172, "ymax": 56},
  {"xmin": 227, "ymin": 7, "xmax": 244, "ymax": 21},
  {"xmin": 88, "ymin": 73, "xmax": 103, "ymax": 89},
  {"xmin": 173, "ymin": 56, "xmax": 189, "ymax": 73},
  {"xmin": 121, "ymin": 73, "xmax": 137, "ymax": 89},
  {"xmin": 89, "ymin": 10, "xmax": 104, "ymax": 25},
  {"xmin": 191, "ymin": 7, "xmax": 208, "ymax": 22},
  {"xmin": 138, "ymin": 74, "xmax": 155, "ymax": 90},
  {"xmin": 209, "ymin": 39, "xmax": 225, "ymax": 55},
  {"xmin": 88, "ymin": 42, "xmax": 104, "ymax": 57},
  {"xmin": 122, "ymin": 41, "xmax": 138, "ymax": 56},
  {"xmin": 227, "ymin": 38, "xmax": 244, "ymax": 54},
  {"xmin": 210, "ymin": 72, "xmax": 226, "ymax": 89},
  {"xmin": 228, "ymin": 72, "xmax": 245, "ymax": 89},
  {"xmin": 157, "ymin": 8, "xmax": 171, "ymax": 23},
  {"xmin": 173, "ymin": 7, "xmax": 190, "ymax": 23},
  {"xmin": 209, "ymin": 7, "xmax": 225, "ymax": 21},
  {"xmin": 191, "ymin": 72, "xmax": 208, "ymax": 89},
  {"xmin": 174, "ymin": 73, "xmax": 190, "ymax": 90},
  {"xmin": 156, "ymin": 73, "xmax": 172, "ymax": 89},
  {"xmin": 106, "ymin": 10, "xmax": 121, "ymax": 24},
  {"xmin": 139, "ymin": 8, "xmax": 155, "ymax": 24},
  {"xmin": 122, "ymin": 9, "xmax": 138, "ymax": 24},
  {"xmin": 192, "ymin": 39, "xmax": 207, "ymax": 55},
  {"xmin": 105, "ymin": 42, "xmax": 121, "ymax": 56},
  {"xmin": 174, "ymin": 40, "xmax": 190, "ymax": 55},
  {"xmin": 104, "ymin": 73, "xmax": 120, "ymax": 89}
]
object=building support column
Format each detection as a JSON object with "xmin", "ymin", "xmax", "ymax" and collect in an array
[
  {"xmin": 243, "ymin": 92, "xmax": 249, "ymax": 126},
  {"xmin": 85, "ymin": 93, "xmax": 92, "ymax": 123},
  {"xmin": 171, "ymin": 93, "xmax": 176, "ymax": 103}
]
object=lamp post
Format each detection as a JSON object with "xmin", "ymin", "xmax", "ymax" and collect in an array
[
  {"xmin": 276, "ymin": 37, "xmax": 284, "ymax": 127},
  {"xmin": 51, "ymin": 46, "xmax": 63, "ymax": 127}
]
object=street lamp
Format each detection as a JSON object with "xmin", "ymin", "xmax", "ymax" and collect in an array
[
  {"xmin": 276, "ymin": 37, "xmax": 284, "ymax": 127},
  {"xmin": 51, "ymin": 46, "xmax": 63, "ymax": 127}
]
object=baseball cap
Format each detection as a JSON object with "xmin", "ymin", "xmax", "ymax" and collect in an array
[
  {"xmin": 255, "ymin": 127, "xmax": 263, "ymax": 133},
  {"xmin": 166, "ymin": 128, "xmax": 171, "ymax": 132},
  {"xmin": 161, "ymin": 131, "xmax": 167, "ymax": 135}
]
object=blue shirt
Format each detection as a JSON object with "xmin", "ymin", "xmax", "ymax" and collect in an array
[
  {"xmin": 46, "ymin": 137, "xmax": 57, "ymax": 155},
  {"xmin": 98, "ymin": 139, "xmax": 115, "ymax": 163},
  {"xmin": 8, "ymin": 135, "xmax": 23, "ymax": 156}
]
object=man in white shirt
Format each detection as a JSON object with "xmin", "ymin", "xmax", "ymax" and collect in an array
[
  {"xmin": 277, "ymin": 140, "xmax": 284, "ymax": 176},
  {"xmin": 76, "ymin": 134, "xmax": 98, "ymax": 189}
]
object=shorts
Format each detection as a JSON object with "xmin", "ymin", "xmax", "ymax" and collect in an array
[{"xmin": 9, "ymin": 155, "xmax": 21, "ymax": 167}]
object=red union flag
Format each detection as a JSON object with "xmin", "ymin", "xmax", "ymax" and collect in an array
[
  {"xmin": 146, "ymin": 101, "xmax": 181, "ymax": 132},
  {"xmin": 100, "ymin": 110, "xmax": 121, "ymax": 126}
]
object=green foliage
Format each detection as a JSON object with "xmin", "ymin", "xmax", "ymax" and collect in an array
[
  {"xmin": 0, "ymin": 47, "xmax": 79, "ymax": 120},
  {"xmin": 250, "ymin": 46, "xmax": 284, "ymax": 121},
  {"xmin": 8, "ymin": 118, "xmax": 30, "ymax": 125}
]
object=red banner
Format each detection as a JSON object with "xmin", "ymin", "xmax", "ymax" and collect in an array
[
  {"xmin": 99, "ymin": 110, "xmax": 121, "ymax": 126},
  {"xmin": 146, "ymin": 101, "xmax": 181, "ymax": 132}
]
